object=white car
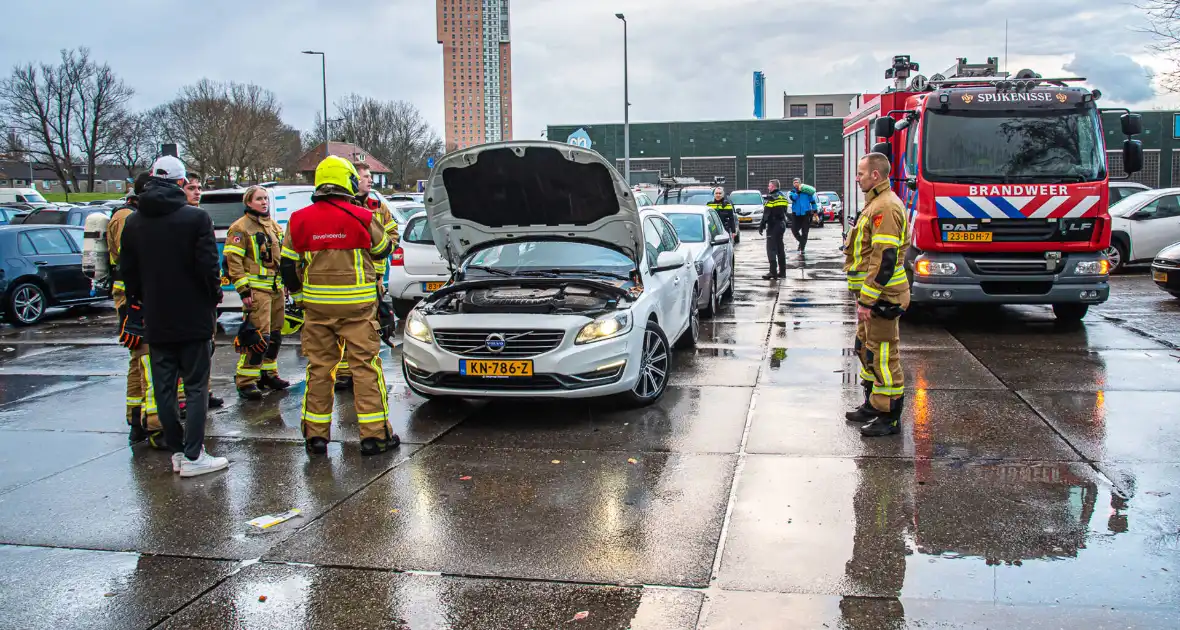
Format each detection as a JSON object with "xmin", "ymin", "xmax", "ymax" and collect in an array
[
  {"xmin": 387, "ymin": 192, "xmax": 425, "ymax": 203},
  {"xmin": 729, "ymin": 189, "xmax": 765, "ymax": 228},
  {"xmin": 402, "ymin": 141, "xmax": 698, "ymax": 406},
  {"xmin": 1109, "ymin": 181, "xmax": 1150, "ymax": 206},
  {"xmin": 1107, "ymin": 187, "xmax": 1180, "ymax": 272},
  {"xmin": 388, "ymin": 211, "xmax": 451, "ymax": 316},
  {"xmin": 662, "ymin": 206, "xmax": 735, "ymax": 317}
]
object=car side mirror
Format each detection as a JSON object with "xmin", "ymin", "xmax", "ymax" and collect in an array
[
  {"xmin": 871, "ymin": 141, "xmax": 892, "ymax": 156},
  {"xmin": 1123, "ymin": 140, "xmax": 1144, "ymax": 174},
  {"xmin": 1121, "ymin": 113, "xmax": 1143, "ymax": 136},
  {"xmin": 873, "ymin": 117, "xmax": 895, "ymax": 138},
  {"xmin": 712, "ymin": 233, "xmax": 731, "ymax": 246},
  {"xmin": 652, "ymin": 251, "xmax": 685, "ymax": 272}
]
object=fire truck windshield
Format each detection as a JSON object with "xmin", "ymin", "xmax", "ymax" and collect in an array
[{"xmin": 922, "ymin": 108, "xmax": 1106, "ymax": 183}]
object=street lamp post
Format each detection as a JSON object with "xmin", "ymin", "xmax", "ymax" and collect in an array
[
  {"xmin": 615, "ymin": 13, "xmax": 630, "ymax": 185},
  {"xmin": 302, "ymin": 51, "xmax": 329, "ymax": 159}
]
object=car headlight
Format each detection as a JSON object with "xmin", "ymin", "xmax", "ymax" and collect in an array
[
  {"xmin": 575, "ymin": 311, "xmax": 632, "ymax": 344},
  {"xmin": 405, "ymin": 309, "xmax": 433, "ymax": 343},
  {"xmin": 915, "ymin": 260, "xmax": 958, "ymax": 276},
  {"xmin": 1075, "ymin": 260, "xmax": 1110, "ymax": 275},
  {"xmin": 694, "ymin": 260, "xmax": 705, "ymax": 276}
]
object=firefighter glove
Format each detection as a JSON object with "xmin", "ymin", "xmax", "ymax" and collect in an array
[
  {"xmin": 234, "ymin": 318, "xmax": 269, "ymax": 355},
  {"xmin": 118, "ymin": 303, "xmax": 146, "ymax": 349},
  {"xmin": 377, "ymin": 300, "xmax": 397, "ymax": 347}
]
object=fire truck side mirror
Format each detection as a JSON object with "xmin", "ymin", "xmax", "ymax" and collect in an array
[
  {"xmin": 1120, "ymin": 113, "xmax": 1143, "ymax": 136},
  {"xmin": 873, "ymin": 117, "xmax": 895, "ymax": 138},
  {"xmin": 872, "ymin": 141, "xmax": 893, "ymax": 157},
  {"xmin": 1122, "ymin": 140, "xmax": 1144, "ymax": 174}
]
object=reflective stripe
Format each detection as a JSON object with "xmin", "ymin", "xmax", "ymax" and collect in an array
[
  {"xmin": 126, "ymin": 397, "xmax": 143, "ymax": 406},
  {"xmin": 848, "ymin": 281, "xmax": 864, "ymax": 290},
  {"xmin": 357, "ymin": 411, "xmax": 387, "ymax": 423},
  {"xmin": 872, "ymin": 234, "xmax": 902, "ymax": 247},
  {"xmin": 261, "ymin": 361, "xmax": 279, "ymax": 371},
  {"xmin": 885, "ymin": 268, "xmax": 909, "ymax": 287},
  {"xmin": 237, "ymin": 353, "xmax": 260, "ymax": 377},
  {"xmin": 290, "ymin": 292, "xmax": 303, "ymax": 302},
  {"xmin": 383, "ymin": 220, "xmax": 399, "ymax": 232},
  {"xmin": 281, "ymin": 246, "xmax": 300, "ymax": 261},
  {"xmin": 859, "ymin": 366, "xmax": 876, "ymax": 382},
  {"xmin": 223, "ymin": 245, "xmax": 247, "ymax": 257},
  {"xmin": 860, "ymin": 284, "xmax": 882, "ymax": 300},
  {"xmin": 113, "ymin": 280, "xmax": 126, "ymax": 291},
  {"xmin": 354, "ymin": 250, "xmax": 365, "ymax": 286},
  {"xmin": 879, "ymin": 341, "xmax": 893, "ymax": 387},
  {"xmin": 852, "ymin": 224, "xmax": 865, "ymax": 269},
  {"xmin": 141, "ymin": 355, "xmax": 156, "ymax": 415},
  {"xmin": 302, "ymin": 410, "xmax": 332, "ymax": 423},
  {"xmin": 233, "ymin": 277, "xmax": 250, "ymax": 290},
  {"xmin": 872, "ymin": 384, "xmax": 904, "ymax": 396}
]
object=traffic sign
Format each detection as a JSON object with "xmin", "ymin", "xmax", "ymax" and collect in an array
[{"xmin": 427, "ymin": 157, "xmax": 435, "ymax": 169}]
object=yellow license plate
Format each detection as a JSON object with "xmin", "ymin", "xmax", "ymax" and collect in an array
[
  {"xmin": 945, "ymin": 231, "xmax": 993, "ymax": 242},
  {"xmin": 422, "ymin": 281, "xmax": 445, "ymax": 292},
  {"xmin": 1153, "ymin": 269, "xmax": 1168, "ymax": 282},
  {"xmin": 739, "ymin": 217, "xmax": 754, "ymax": 223},
  {"xmin": 461, "ymin": 359, "xmax": 533, "ymax": 377}
]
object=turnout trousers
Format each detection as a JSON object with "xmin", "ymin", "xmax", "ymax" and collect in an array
[
  {"xmin": 235, "ymin": 289, "xmax": 285, "ymax": 388},
  {"xmin": 854, "ymin": 306, "xmax": 904, "ymax": 413},
  {"xmin": 115, "ymin": 290, "xmax": 179, "ymax": 435},
  {"xmin": 299, "ymin": 301, "xmax": 391, "ymax": 441}
]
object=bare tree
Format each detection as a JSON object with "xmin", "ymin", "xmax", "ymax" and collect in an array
[
  {"xmin": 73, "ymin": 51, "xmax": 134, "ymax": 190},
  {"xmin": 108, "ymin": 111, "xmax": 157, "ymax": 178},
  {"xmin": 0, "ymin": 51, "xmax": 82, "ymax": 191},
  {"xmin": 1140, "ymin": 1, "xmax": 1180, "ymax": 91},
  {"xmin": 2, "ymin": 127, "xmax": 27, "ymax": 160},
  {"xmin": 327, "ymin": 94, "xmax": 443, "ymax": 188}
]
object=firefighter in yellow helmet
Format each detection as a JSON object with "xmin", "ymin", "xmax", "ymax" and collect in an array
[
  {"xmin": 844, "ymin": 152, "xmax": 909, "ymax": 437},
  {"xmin": 224, "ymin": 185, "xmax": 291, "ymax": 399},
  {"xmin": 280, "ymin": 156, "xmax": 398, "ymax": 455},
  {"xmin": 333, "ymin": 162, "xmax": 400, "ymax": 391}
]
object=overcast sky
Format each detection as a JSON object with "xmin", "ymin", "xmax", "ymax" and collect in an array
[{"xmin": 2, "ymin": 0, "xmax": 1176, "ymax": 144}]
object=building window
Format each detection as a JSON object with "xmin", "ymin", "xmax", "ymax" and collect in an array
[
  {"xmin": 790, "ymin": 104, "xmax": 808, "ymax": 117},
  {"xmin": 816, "ymin": 103, "xmax": 834, "ymax": 117}
]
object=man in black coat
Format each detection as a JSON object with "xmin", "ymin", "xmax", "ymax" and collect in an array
[{"xmin": 121, "ymin": 155, "xmax": 228, "ymax": 478}]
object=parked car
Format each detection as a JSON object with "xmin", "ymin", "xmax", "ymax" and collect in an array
[
  {"xmin": 1109, "ymin": 181, "xmax": 1151, "ymax": 205},
  {"xmin": 1106, "ymin": 187, "xmax": 1180, "ymax": 272},
  {"xmin": 0, "ymin": 188, "xmax": 51, "ymax": 209},
  {"xmin": 20, "ymin": 206, "xmax": 109, "ymax": 227},
  {"xmin": 0, "ymin": 207, "xmax": 16, "ymax": 225},
  {"xmin": 1151, "ymin": 241, "xmax": 1180, "ymax": 299},
  {"xmin": 387, "ymin": 192, "xmax": 424, "ymax": 203},
  {"xmin": 388, "ymin": 211, "xmax": 450, "ymax": 317},
  {"xmin": 387, "ymin": 201, "xmax": 425, "ymax": 228},
  {"xmin": 402, "ymin": 141, "xmax": 698, "ymax": 406},
  {"xmin": 729, "ymin": 189, "xmax": 765, "ymax": 228},
  {"xmin": 1, "ymin": 225, "xmax": 106, "ymax": 325},
  {"xmin": 657, "ymin": 186, "xmax": 716, "ymax": 206},
  {"xmin": 816, "ymin": 191, "xmax": 843, "ymax": 223},
  {"xmin": 662, "ymin": 206, "xmax": 734, "ymax": 317}
]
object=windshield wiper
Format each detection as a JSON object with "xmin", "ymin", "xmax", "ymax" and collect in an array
[
  {"xmin": 521, "ymin": 268, "xmax": 632, "ymax": 281},
  {"xmin": 463, "ymin": 264, "xmax": 513, "ymax": 277}
]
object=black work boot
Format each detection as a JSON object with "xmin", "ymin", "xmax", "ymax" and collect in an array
[
  {"xmin": 208, "ymin": 393, "xmax": 225, "ymax": 409},
  {"xmin": 146, "ymin": 430, "xmax": 170, "ymax": 450},
  {"xmin": 305, "ymin": 437, "xmax": 329, "ymax": 455},
  {"xmin": 761, "ymin": 272, "xmax": 778, "ymax": 280},
  {"xmin": 334, "ymin": 375, "xmax": 354, "ymax": 391},
  {"xmin": 361, "ymin": 433, "xmax": 401, "ymax": 456},
  {"xmin": 259, "ymin": 372, "xmax": 291, "ymax": 391},
  {"xmin": 128, "ymin": 408, "xmax": 147, "ymax": 444},
  {"xmin": 845, "ymin": 381, "xmax": 875, "ymax": 423},
  {"xmin": 860, "ymin": 395, "xmax": 904, "ymax": 438},
  {"xmin": 237, "ymin": 384, "xmax": 263, "ymax": 401}
]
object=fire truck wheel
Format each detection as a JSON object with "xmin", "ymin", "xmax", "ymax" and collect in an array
[{"xmin": 1052, "ymin": 303, "xmax": 1089, "ymax": 323}]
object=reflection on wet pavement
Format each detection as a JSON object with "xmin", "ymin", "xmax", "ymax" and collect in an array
[{"xmin": 1, "ymin": 229, "xmax": 1179, "ymax": 627}]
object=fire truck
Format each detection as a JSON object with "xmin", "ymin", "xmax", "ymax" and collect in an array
[{"xmin": 843, "ymin": 55, "xmax": 1145, "ymax": 321}]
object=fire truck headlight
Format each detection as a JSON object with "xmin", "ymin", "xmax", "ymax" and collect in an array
[
  {"xmin": 1075, "ymin": 260, "xmax": 1110, "ymax": 275},
  {"xmin": 916, "ymin": 260, "xmax": 957, "ymax": 276}
]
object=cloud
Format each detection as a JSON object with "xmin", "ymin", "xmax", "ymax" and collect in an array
[{"xmin": 1064, "ymin": 53, "xmax": 1155, "ymax": 104}]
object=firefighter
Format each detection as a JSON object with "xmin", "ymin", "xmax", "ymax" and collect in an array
[
  {"xmin": 332, "ymin": 162, "xmax": 400, "ymax": 391},
  {"xmin": 843, "ymin": 153, "xmax": 909, "ymax": 437},
  {"xmin": 224, "ymin": 185, "xmax": 291, "ymax": 399},
  {"xmin": 108, "ymin": 173, "xmax": 168, "ymax": 447},
  {"xmin": 759, "ymin": 179, "xmax": 790, "ymax": 280},
  {"xmin": 280, "ymin": 156, "xmax": 399, "ymax": 456},
  {"xmin": 706, "ymin": 187, "xmax": 737, "ymax": 237}
]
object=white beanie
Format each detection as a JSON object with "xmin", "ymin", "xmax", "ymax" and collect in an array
[{"xmin": 150, "ymin": 155, "xmax": 187, "ymax": 182}]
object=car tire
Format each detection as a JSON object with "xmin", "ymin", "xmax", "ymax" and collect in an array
[
  {"xmin": 1104, "ymin": 239, "xmax": 1128, "ymax": 274},
  {"xmin": 5, "ymin": 282, "xmax": 47, "ymax": 326},
  {"xmin": 1052, "ymin": 303, "xmax": 1089, "ymax": 323},
  {"xmin": 616, "ymin": 319, "xmax": 671, "ymax": 407},
  {"xmin": 675, "ymin": 287, "xmax": 700, "ymax": 350},
  {"xmin": 702, "ymin": 273, "xmax": 718, "ymax": 318},
  {"xmin": 401, "ymin": 360, "xmax": 436, "ymax": 400}
]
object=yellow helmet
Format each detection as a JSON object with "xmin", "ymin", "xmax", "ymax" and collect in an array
[{"xmin": 314, "ymin": 155, "xmax": 360, "ymax": 196}]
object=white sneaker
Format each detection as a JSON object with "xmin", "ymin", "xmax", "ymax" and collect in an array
[
  {"xmin": 172, "ymin": 453, "xmax": 184, "ymax": 473},
  {"xmin": 179, "ymin": 447, "xmax": 229, "ymax": 478}
]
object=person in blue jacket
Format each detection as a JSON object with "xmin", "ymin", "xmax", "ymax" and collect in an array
[{"xmin": 788, "ymin": 178, "xmax": 818, "ymax": 254}]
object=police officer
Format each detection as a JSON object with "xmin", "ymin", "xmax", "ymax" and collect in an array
[
  {"xmin": 707, "ymin": 187, "xmax": 737, "ymax": 238},
  {"xmin": 333, "ymin": 162, "xmax": 399, "ymax": 391},
  {"xmin": 759, "ymin": 179, "xmax": 790, "ymax": 279},
  {"xmin": 844, "ymin": 153, "xmax": 909, "ymax": 437},
  {"xmin": 224, "ymin": 185, "xmax": 291, "ymax": 399},
  {"xmin": 280, "ymin": 156, "xmax": 398, "ymax": 456}
]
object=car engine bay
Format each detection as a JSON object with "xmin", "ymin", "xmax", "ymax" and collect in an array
[{"xmin": 420, "ymin": 282, "xmax": 631, "ymax": 316}]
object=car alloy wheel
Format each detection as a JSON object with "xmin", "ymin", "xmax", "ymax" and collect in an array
[
  {"xmin": 633, "ymin": 327, "xmax": 669, "ymax": 400},
  {"xmin": 1103, "ymin": 244, "xmax": 1124, "ymax": 272},
  {"xmin": 10, "ymin": 283, "xmax": 45, "ymax": 325}
]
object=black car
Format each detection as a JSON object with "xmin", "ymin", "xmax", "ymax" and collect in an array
[
  {"xmin": 19, "ymin": 206, "xmax": 109, "ymax": 227},
  {"xmin": 1151, "ymin": 241, "xmax": 1180, "ymax": 299},
  {"xmin": 0, "ymin": 225, "xmax": 105, "ymax": 325}
]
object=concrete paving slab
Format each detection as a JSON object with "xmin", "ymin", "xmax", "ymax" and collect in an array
[
  {"xmin": 0, "ymin": 374, "xmax": 109, "ymax": 408},
  {"xmin": 699, "ymin": 591, "xmax": 1180, "ymax": 630},
  {"xmin": 760, "ymin": 348, "xmax": 1005, "ymax": 389},
  {"xmin": 769, "ymin": 321, "xmax": 961, "ymax": 350},
  {"xmin": 953, "ymin": 320, "xmax": 1169, "ymax": 351},
  {"xmin": 162, "ymin": 563, "xmax": 703, "ymax": 630},
  {"xmin": 0, "ymin": 545, "xmax": 235, "ymax": 630},
  {"xmin": 697, "ymin": 321, "xmax": 771, "ymax": 346},
  {"xmin": 718, "ymin": 456, "xmax": 1180, "ymax": 609},
  {"xmin": 0, "ymin": 437, "xmax": 419, "ymax": 558},
  {"xmin": 268, "ymin": 445, "xmax": 736, "ymax": 587},
  {"xmin": 708, "ymin": 301, "xmax": 776, "ymax": 323},
  {"xmin": 746, "ymin": 388, "xmax": 1080, "ymax": 461},
  {"xmin": 971, "ymin": 348, "xmax": 1180, "ymax": 391},
  {"xmin": 669, "ymin": 348, "xmax": 761, "ymax": 387},
  {"xmin": 0, "ymin": 430, "xmax": 129, "ymax": 494},
  {"xmin": 1022, "ymin": 390, "xmax": 1180, "ymax": 464},
  {"xmin": 437, "ymin": 386, "xmax": 751, "ymax": 453}
]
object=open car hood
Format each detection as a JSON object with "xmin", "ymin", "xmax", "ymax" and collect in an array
[{"xmin": 425, "ymin": 141, "xmax": 644, "ymax": 267}]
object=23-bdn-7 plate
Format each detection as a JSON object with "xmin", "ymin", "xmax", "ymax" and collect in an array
[{"xmin": 460, "ymin": 359, "xmax": 534, "ymax": 377}]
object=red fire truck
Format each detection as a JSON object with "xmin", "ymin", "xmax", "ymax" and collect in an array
[{"xmin": 843, "ymin": 55, "xmax": 1145, "ymax": 321}]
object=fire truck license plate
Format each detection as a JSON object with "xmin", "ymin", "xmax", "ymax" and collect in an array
[
  {"xmin": 945, "ymin": 231, "xmax": 993, "ymax": 243},
  {"xmin": 460, "ymin": 359, "xmax": 533, "ymax": 377}
]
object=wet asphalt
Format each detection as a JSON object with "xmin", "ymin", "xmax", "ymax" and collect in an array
[{"xmin": 0, "ymin": 227, "xmax": 1178, "ymax": 629}]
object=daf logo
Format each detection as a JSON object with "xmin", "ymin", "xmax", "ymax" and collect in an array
[
  {"xmin": 941, "ymin": 223, "xmax": 978, "ymax": 231},
  {"xmin": 485, "ymin": 333, "xmax": 507, "ymax": 353}
]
